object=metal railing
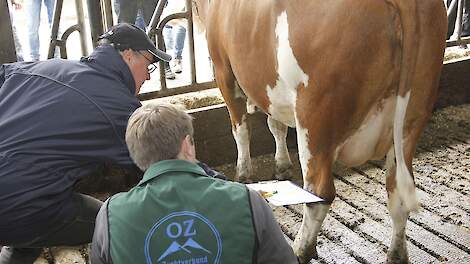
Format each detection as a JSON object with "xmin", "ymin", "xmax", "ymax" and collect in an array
[
  {"xmin": 44, "ymin": 0, "xmax": 216, "ymax": 101},
  {"xmin": 139, "ymin": 0, "xmax": 216, "ymax": 101},
  {"xmin": 3, "ymin": 0, "xmax": 467, "ymax": 100},
  {"xmin": 47, "ymin": 0, "xmax": 88, "ymax": 59}
]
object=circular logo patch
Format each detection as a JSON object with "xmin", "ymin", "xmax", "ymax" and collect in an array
[{"xmin": 145, "ymin": 211, "xmax": 222, "ymax": 264}]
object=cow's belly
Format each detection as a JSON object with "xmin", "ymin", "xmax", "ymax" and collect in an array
[
  {"xmin": 336, "ymin": 96, "xmax": 396, "ymax": 167},
  {"xmin": 265, "ymin": 91, "xmax": 297, "ymax": 128}
]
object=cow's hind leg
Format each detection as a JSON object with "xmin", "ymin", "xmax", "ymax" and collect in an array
[
  {"xmin": 267, "ymin": 116, "xmax": 293, "ymax": 180},
  {"xmin": 214, "ymin": 66, "xmax": 252, "ymax": 182},
  {"xmin": 385, "ymin": 147, "xmax": 410, "ymax": 264}
]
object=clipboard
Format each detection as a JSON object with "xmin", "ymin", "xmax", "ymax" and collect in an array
[{"xmin": 246, "ymin": 180, "xmax": 323, "ymax": 206}]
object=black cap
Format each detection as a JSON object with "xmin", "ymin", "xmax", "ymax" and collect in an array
[{"xmin": 99, "ymin": 23, "xmax": 172, "ymax": 62}]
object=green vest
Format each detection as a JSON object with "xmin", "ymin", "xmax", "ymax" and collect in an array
[{"xmin": 108, "ymin": 160, "xmax": 256, "ymax": 264}]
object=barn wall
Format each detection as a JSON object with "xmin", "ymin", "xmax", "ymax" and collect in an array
[
  {"xmin": 191, "ymin": 58, "xmax": 470, "ymax": 167},
  {"xmin": 435, "ymin": 57, "xmax": 470, "ymax": 108}
]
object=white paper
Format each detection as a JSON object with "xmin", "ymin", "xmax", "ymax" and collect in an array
[{"xmin": 247, "ymin": 180, "xmax": 323, "ymax": 206}]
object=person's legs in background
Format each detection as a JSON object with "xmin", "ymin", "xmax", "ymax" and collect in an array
[
  {"xmin": 135, "ymin": 9, "xmax": 146, "ymax": 31},
  {"xmin": 12, "ymin": 25, "xmax": 24, "ymax": 62},
  {"xmin": 117, "ymin": 0, "xmax": 138, "ymax": 25},
  {"xmin": 163, "ymin": 25, "xmax": 176, "ymax": 79},
  {"xmin": 0, "ymin": 194, "xmax": 102, "ymax": 264},
  {"xmin": 25, "ymin": 0, "xmax": 41, "ymax": 61},
  {"xmin": 7, "ymin": 0, "xmax": 24, "ymax": 62},
  {"xmin": 172, "ymin": 25, "xmax": 186, "ymax": 74},
  {"xmin": 43, "ymin": 0, "xmax": 55, "ymax": 26},
  {"xmin": 25, "ymin": 0, "xmax": 57, "ymax": 61}
]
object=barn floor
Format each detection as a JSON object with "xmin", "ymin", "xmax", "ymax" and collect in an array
[
  {"xmin": 32, "ymin": 104, "xmax": 470, "ymax": 264},
  {"xmin": 216, "ymin": 103, "xmax": 470, "ymax": 264}
]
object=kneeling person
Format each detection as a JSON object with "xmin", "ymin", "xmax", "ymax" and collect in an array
[{"xmin": 91, "ymin": 103, "xmax": 298, "ymax": 264}]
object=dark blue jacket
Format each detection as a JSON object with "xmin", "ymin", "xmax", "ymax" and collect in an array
[{"xmin": 0, "ymin": 45, "xmax": 142, "ymax": 243}]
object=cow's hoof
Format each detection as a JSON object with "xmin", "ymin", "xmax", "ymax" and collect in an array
[
  {"xmin": 295, "ymin": 249, "xmax": 318, "ymax": 264},
  {"xmin": 386, "ymin": 249, "xmax": 410, "ymax": 264},
  {"xmin": 239, "ymin": 177, "xmax": 254, "ymax": 184},
  {"xmin": 274, "ymin": 164, "xmax": 293, "ymax": 180},
  {"xmin": 293, "ymin": 238, "xmax": 318, "ymax": 264},
  {"xmin": 235, "ymin": 174, "xmax": 253, "ymax": 183}
]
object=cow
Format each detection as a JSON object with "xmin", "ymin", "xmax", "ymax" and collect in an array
[{"xmin": 192, "ymin": 0, "xmax": 447, "ymax": 263}]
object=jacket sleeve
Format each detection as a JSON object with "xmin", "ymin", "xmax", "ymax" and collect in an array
[
  {"xmin": 91, "ymin": 199, "xmax": 113, "ymax": 264},
  {"xmin": 247, "ymin": 188, "xmax": 299, "ymax": 264}
]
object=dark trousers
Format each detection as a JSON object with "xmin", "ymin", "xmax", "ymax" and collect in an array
[
  {"xmin": 0, "ymin": 193, "xmax": 102, "ymax": 264},
  {"xmin": 117, "ymin": 0, "xmax": 158, "ymax": 27}
]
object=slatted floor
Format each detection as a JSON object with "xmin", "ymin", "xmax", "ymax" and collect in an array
[{"xmin": 218, "ymin": 104, "xmax": 470, "ymax": 264}]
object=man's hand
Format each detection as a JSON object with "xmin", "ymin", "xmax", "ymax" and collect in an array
[{"xmin": 197, "ymin": 161, "xmax": 227, "ymax": 180}]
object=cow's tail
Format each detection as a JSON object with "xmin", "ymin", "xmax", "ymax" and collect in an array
[{"xmin": 391, "ymin": 0, "xmax": 419, "ymax": 212}]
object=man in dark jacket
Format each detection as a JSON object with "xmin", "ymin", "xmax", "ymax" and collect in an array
[
  {"xmin": 0, "ymin": 23, "xmax": 171, "ymax": 263},
  {"xmin": 91, "ymin": 103, "xmax": 298, "ymax": 264}
]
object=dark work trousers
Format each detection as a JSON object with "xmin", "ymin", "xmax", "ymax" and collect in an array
[
  {"xmin": 117, "ymin": 0, "xmax": 158, "ymax": 26},
  {"xmin": 0, "ymin": 193, "xmax": 102, "ymax": 264}
]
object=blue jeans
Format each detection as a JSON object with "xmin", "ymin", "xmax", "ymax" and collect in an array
[
  {"xmin": 164, "ymin": 25, "xmax": 186, "ymax": 60},
  {"xmin": 25, "ymin": 0, "xmax": 55, "ymax": 61}
]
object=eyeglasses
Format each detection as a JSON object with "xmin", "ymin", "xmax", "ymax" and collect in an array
[{"xmin": 138, "ymin": 51, "xmax": 157, "ymax": 74}]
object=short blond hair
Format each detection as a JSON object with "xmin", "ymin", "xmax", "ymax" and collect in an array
[{"xmin": 125, "ymin": 103, "xmax": 193, "ymax": 170}]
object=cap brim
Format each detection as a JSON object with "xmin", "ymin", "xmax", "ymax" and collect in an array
[{"xmin": 148, "ymin": 49, "xmax": 172, "ymax": 62}]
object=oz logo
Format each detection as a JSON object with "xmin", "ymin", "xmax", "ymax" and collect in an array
[{"xmin": 145, "ymin": 211, "xmax": 222, "ymax": 264}]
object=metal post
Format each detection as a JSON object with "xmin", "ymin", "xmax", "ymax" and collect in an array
[
  {"xmin": 148, "ymin": 0, "xmax": 169, "ymax": 91},
  {"xmin": 0, "ymin": 0, "xmax": 16, "ymax": 64},
  {"xmin": 186, "ymin": 0, "xmax": 197, "ymax": 85},
  {"xmin": 101, "ymin": 0, "xmax": 114, "ymax": 31},
  {"xmin": 76, "ymin": 0, "xmax": 89, "ymax": 56},
  {"xmin": 48, "ymin": 0, "xmax": 63, "ymax": 58},
  {"xmin": 87, "ymin": 0, "xmax": 105, "ymax": 48}
]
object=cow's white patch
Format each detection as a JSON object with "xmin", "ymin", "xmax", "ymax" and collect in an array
[
  {"xmin": 337, "ymin": 96, "xmax": 395, "ymax": 166},
  {"xmin": 393, "ymin": 91, "xmax": 418, "ymax": 211},
  {"xmin": 266, "ymin": 11, "xmax": 309, "ymax": 128},
  {"xmin": 232, "ymin": 116, "xmax": 252, "ymax": 180},
  {"xmin": 233, "ymin": 80, "xmax": 245, "ymax": 99},
  {"xmin": 296, "ymin": 118, "xmax": 311, "ymax": 182},
  {"xmin": 246, "ymin": 99, "xmax": 257, "ymax": 114}
]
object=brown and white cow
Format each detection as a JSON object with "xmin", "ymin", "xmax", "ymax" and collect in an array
[{"xmin": 193, "ymin": 0, "xmax": 447, "ymax": 263}]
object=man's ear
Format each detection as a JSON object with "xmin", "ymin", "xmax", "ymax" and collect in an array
[
  {"xmin": 178, "ymin": 135, "xmax": 196, "ymax": 162},
  {"xmin": 121, "ymin": 49, "xmax": 133, "ymax": 64}
]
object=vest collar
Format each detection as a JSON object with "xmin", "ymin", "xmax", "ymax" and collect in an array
[{"xmin": 138, "ymin": 159, "xmax": 208, "ymax": 186}]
